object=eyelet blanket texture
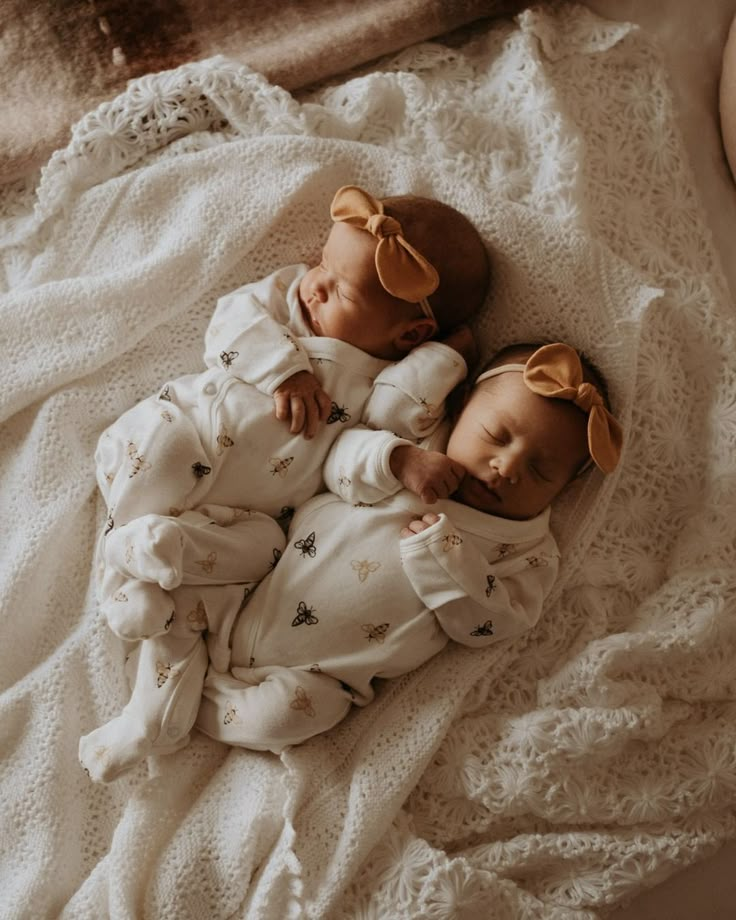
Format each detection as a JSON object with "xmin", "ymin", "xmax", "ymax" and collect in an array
[{"xmin": 1, "ymin": 4, "xmax": 735, "ymax": 918}]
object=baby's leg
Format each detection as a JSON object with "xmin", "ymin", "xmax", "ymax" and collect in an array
[
  {"xmin": 79, "ymin": 612, "xmax": 208, "ymax": 783},
  {"xmin": 99, "ymin": 576, "xmax": 176, "ymax": 640},
  {"xmin": 103, "ymin": 505, "xmax": 286, "ymax": 590},
  {"xmin": 196, "ymin": 665, "xmax": 353, "ymax": 753}
]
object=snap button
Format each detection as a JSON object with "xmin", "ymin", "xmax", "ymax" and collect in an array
[{"xmin": 203, "ymin": 382, "xmax": 216, "ymax": 395}]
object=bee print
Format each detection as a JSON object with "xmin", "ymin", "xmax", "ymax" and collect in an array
[
  {"xmin": 277, "ymin": 506, "xmax": 294, "ymax": 526},
  {"xmin": 442, "ymin": 533, "xmax": 463, "ymax": 552},
  {"xmin": 337, "ymin": 467, "xmax": 351, "ymax": 489},
  {"xmin": 113, "ymin": 591, "xmax": 128, "ymax": 602},
  {"xmin": 155, "ymin": 660, "xmax": 178, "ymax": 688},
  {"xmin": 187, "ymin": 600, "xmax": 207, "ymax": 630},
  {"xmin": 231, "ymin": 507, "xmax": 253, "ymax": 522},
  {"xmin": 270, "ymin": 456, "xmax": 294, "ymax": 478},
  {"xmin": 292, "ymin": 601, "xmax": 319, "ymax": 627},
  {"xmin": 308, "ymin": 663, "xmax": 322, "ymax": 673},
  {"xmin": 224, "ymin": 701, "xmax": 242, "ymax": 725},
  {"xmin": 126, "ymin": 441, "xmax": 151, "ymax": 478},
  {"xmin": 159, "ymin": 385, "xmax": 172, "ymax": 402},
  {"xmin": 125, "ymin": 541, "xmax": 134, "ymax": 566},
  {"xmin": 195, "ymin": 552, "xmax": 217, "ymax": 574},
  {"xmin": 526, "ymin": 555, "xmax": 549, "ymax": 568},
  {"xmin": 362, "ymin": 623, "xmax": 390, "ymax": 643},
  {"xmin": 471, "ymin": 620, "xmax": 495, "ymax": 637},
  {"xmin": 160, "ymin": 410, "xmax": 174, "ymax": 423},
  {"xmin": 283, "ymin": 332, "xmax": 300, "ymax": 352},
  {"xmin": 104, "ymin": 511, "xmax": 114, "ymax": 535},
  {"xmin": 418, "ymin": 397, "xmax": 437, "ymax": 416},
  {"xmin": 164, "ymin": 611, "xmax": 175, "ymax": 631},
  {"xmin": 169, "ymin": 506, "xmax": 182, "ymax": 517},
  {"xmin": 220, "ymin": 350, "xmax": 239, "ymax": 369},
  {"xmin": 294, "ymin": 531, "xmax": 317, "ymax": 558},
  {"xmin": 192, "ymin": 461, "xmax": 212, "ymax": 478},
  {"xmin": 485, "ymin": 575, "xmax": 496, "ymax": 597},
  {"xmin": 269, "ymin": 548, "xmax": 282, "ymax": 571},
  {"xmin": 495, "ymin": 543, "xmax": 512, "ymax": 559},
  {"xmin": 351, "ymin": 559, "xmax": 380, "ymax": 582},
  {"xmin": 216, "ymin": 427, "xmax": 234, "ymax": 455},
  {"xmin": 327, "ymin": 402, "xmax": 351, "ymax": 424},
  {"xmin": 290, "ymin": 686, "xmax": 315, "ymax": 717}
]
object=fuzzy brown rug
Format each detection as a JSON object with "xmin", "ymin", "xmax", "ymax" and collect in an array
[{"xmin": 2, "ymin": 0, "xmax": 525, "ymax": 184}]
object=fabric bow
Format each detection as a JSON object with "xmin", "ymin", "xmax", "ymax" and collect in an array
[
  {"xmin": 330, "ymin": 185, "xmax": 439, "ymax": 307},
  {"xmin": 523, "ymin": 343, "xmax": 623, "ymax": 473}
]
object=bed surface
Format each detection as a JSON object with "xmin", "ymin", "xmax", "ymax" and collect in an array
[{"xmin": 2, "ymin": 2, "xmax": 736, "ymax": 918}]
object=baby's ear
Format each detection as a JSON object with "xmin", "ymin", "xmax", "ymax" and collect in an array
[{"xmin": 394, "ymin": 318, "xmax": 437, "ymax": 353}]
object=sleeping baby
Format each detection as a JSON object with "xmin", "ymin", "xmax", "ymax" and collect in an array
[
  {"xmin": 79, "ymin": 184, "xmax": 490, "ymax": 780},
  {"xmin": 82, "ymin": 342, "xmax": 621, "ymax": 776}
]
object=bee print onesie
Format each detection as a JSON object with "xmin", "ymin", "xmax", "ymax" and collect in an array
[
  {"xmin": 195, "ymin": 428, "xmax": 560, "ymax": 753},
  {"xmin": 80, "ymin": 264, "xmax": 467, "ymax": 781}
]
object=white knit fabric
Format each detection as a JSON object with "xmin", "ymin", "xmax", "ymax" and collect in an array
[{"xmin": 1, "ymin": 3, "xmax": 735, "ymax": 917}]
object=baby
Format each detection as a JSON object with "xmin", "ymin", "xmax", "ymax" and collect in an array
[
  {"xmin": 83, "ymin": 342, "xmax": 622, "ymax": 775},
  {"xmin": 80, "ymin": 185, "xmax": 490, "ymax": 780}
]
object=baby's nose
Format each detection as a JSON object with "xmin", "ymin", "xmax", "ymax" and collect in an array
[
  {"xmin": 311, "ymin": 280, "xmax": 328, "ymax": 302},
  {"xmin": 490, "ymin": 455, "xmax": 519, "ymax": 485}
]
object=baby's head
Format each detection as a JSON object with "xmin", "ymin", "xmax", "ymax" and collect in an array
[
  {"xmin": 298, "ymin": 185, "xmax": 490, "ymax": 360},
  {"xmin": 447, "ymin": 343, "xmax": 623, "ymax": 520}
]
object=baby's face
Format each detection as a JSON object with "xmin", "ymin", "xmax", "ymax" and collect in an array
[
  {"xmin": 447, "ymin": 372, "xmax": 590, "ymax": 520},
  {"xmin": 298, "ymin": 222, "xmax": 415, "ymax": 359}
]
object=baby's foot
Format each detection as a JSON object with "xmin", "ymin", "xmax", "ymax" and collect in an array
[
  {"xmin": 105, "ymin": 515, "xmax": 185, "ymax": 590},
  {"xmin": 100, "ymin": 578, "xmax": 176, "ymax": 640},
  {"xmin": 79, "ymin": 717, "xmax": 155, "ymax": 783}
]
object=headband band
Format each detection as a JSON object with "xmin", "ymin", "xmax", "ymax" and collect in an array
[
  {"xmin": 330, "ymin": 185, "xmax": 439, "ymax": 321},
  {"xmin": 475, "ymin": 343, "xmax": 623, "ymax": 473}
]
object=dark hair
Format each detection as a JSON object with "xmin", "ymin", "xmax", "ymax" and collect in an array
[{"xmin": 383, "ymin": 195, "xmax": 491, "ymax": 334}]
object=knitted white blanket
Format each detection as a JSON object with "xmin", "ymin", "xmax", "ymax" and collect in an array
[{"xmin": 2, "ymin": 5, "xmax": 735, "ymax": 918}]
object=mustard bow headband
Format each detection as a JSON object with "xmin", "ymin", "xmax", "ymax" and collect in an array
[
  {"xmin": 476, "ymin": 343, "xmax": 623, "ymax": 473},
  {"xmin": 330, "ymin": 185, "xmax": 439, "ymax": 319}
]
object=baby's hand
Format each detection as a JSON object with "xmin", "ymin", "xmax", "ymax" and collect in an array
[
  {"xmin": 401, "ymin": 512, "xmax": 441, "ymax": 539},
  {"xmin": 390, "ymin": 444, "xmax": 465, "ymax": 504},
  {"xmin": 440, "ymin": 324, "xmax": 477, "ymax": 367},
  {"xmin": 274, "ymin": 370, "xmax": 332, "ymax": 439}
]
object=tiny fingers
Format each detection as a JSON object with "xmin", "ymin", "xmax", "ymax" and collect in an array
[
  {"xmin": 400, "ymin": 513, "xmax": 441, "ymax": 537},
  {"xmin": 274, "ymin": 391, "xmax": 290, "ymax": 422},
  {"xmin": 289, "ymin": 397, "xmax": 306, "ymax": 435}
]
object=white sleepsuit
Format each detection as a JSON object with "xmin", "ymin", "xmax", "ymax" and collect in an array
[
  {"xmin": 194, "ymin": 426, "xmax": 560, "ymax": 752},
  {"xmin": 80, "ymin": 265, "xmax": 467, "ymax": 780}
]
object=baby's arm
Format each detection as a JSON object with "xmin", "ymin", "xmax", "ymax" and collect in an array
[
  {"xmin": 204, "ymin": 269, "xmax": 329, "ymax": 436},
  {"xmin": 400, "ymin": 512, "xmax": 559, "ymax": 645},
  {"xmin": 361, "ymin": 329, "xmax": 473, "ymax": 440},
  {"xmin": 324, "ymin": 427, "xmax": 464, "ymax": 505}
]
